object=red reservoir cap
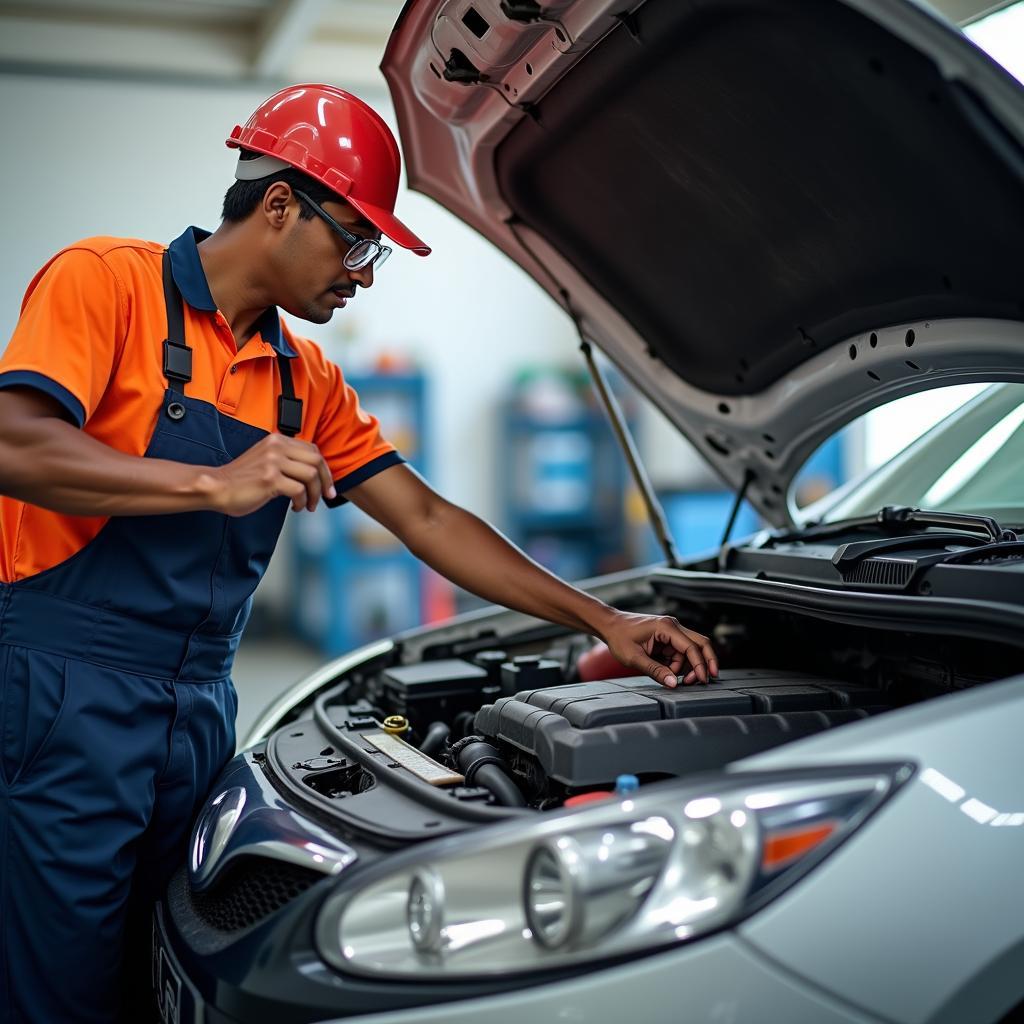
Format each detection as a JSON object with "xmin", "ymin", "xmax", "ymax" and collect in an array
[
  {"xmin": 577, "ymin": 642, "xmax": 636, "ymax": 682},
  {"xmin": 564, "ymin": 791, "xmax": 614, "ymax": 808}
]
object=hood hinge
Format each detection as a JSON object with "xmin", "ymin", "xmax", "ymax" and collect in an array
[{"xmin": 443, "ymin": 48, "xmax": 488, "ymax": 85}]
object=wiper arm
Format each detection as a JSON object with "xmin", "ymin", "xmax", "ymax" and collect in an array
[
  {"xmin": 832, "ymin": 532, "xmax": 993, "ymax": 572},
  {"xmin": 769, "ymin": 505, "xmax": 1018, "ymax": 547},
  {"xmin": 798, "ymin": 506, "xmax": 1021, "ymax": 590},
  {"xmin": 937, "ymin": 539, "xmax": 1024, "ymax": 566},
  {"xmin": 832, "ymin": 531, "xmax": 1024, "ymax": 589},
  {"xmin": 875, "ymin": 506, "xmax": 1017, "ymax": 543}
]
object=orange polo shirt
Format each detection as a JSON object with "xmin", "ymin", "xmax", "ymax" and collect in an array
[{"xmin": 0, "ymin": 226, "xmax": 403, "ymax": 583}]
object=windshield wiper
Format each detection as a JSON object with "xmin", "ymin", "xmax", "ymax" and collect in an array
[
  {"xmin": 832, "ymin": 531, "xmax": 1024, "ymax": 590},
  {"xmin": 768, "ymin": 505, "xmax": 1019, "ymax": 547},
  {"xmin": 772, "ymin": 506, "xmax": 1022, "ymax": 590},
  {"xmin": 873, "ymin": 506, "xmax": 1018, "ymax": 542}
]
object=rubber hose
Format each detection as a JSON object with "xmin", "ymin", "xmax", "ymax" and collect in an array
[
  {"xmin": 420, "ymin": 721, "xmax": 449, "ymax": 759},
  {"xmin": 474, "ymin": 765, "xmax": 527, "ymax": 807},
  {"xmin": 457, "ymin": 740, "xmax": 526, "ymax": 807},
  {"xmin": 451, "ymin": 710, "xmax": 477, "ymax": 740}
]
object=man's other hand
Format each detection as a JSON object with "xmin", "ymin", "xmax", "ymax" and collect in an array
[{"xmin": 211, "ymin": 434, "xmax": 336, "ymax": 516}]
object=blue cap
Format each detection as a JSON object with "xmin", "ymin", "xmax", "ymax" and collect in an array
[{"xmin": 615, "ymin": 774, "xmax": 639, "ymax": 795}]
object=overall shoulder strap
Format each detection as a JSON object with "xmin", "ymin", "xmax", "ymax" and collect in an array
[{"xmin": 161, "ymin": 250, "xmax": 192, "ymax": 391}]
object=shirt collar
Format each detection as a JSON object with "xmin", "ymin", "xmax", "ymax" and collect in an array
[{"xmin": 167, "ymin": 226, "xmax": 297, "ymax": 358}]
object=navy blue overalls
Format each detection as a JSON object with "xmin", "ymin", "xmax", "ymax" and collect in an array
[{"xmin": 0, "ymin": 250, "xmax": 302, "ymax": 1023}]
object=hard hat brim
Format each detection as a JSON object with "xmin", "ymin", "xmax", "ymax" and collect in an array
[{"xmin": 346, "ymin": 196, "xmax": 431, "ymax": 256}]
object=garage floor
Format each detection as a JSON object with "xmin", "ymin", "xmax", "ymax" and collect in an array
[{"xmin": 231, "ymin": 635, "xmax": 323, "ymax": 747}]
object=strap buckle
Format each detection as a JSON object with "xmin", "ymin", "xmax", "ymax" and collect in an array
[
  {"xmin": 278, "ymin": 395, "xmax": 303, "ymax": 437},
  {"xmin": 163, "ymin": 339, "xmax": 193, "ymax": 385}
]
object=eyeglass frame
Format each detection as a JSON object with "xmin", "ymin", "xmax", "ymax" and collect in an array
[{"xmin": 292, "ymin": 188, "xmax": 392, "ymax": 272}]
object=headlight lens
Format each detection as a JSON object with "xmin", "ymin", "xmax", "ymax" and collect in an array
[
  {"xmin": 524, "ymin": 820, "xmax": 672, "ymax": 949},
  {"xmin": 406, "ymin": 869, "xmax": 446, "ymax": 954},
  {"xmin": 316, "ymin": 766, "xmax": 907, "ymax": 978},
  {"xmin": 523, "ymin": 842, "xmax": 576, "ymax": 949}
]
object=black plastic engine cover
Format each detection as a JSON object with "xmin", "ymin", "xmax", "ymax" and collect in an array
[{"xmin": 473, "ymin": 669, "xmax": 890, "ymax": 785}]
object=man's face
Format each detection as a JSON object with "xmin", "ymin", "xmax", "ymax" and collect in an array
[{"xmin": 274, "ymin": 193, "xmax": 378, "ymax": 325}]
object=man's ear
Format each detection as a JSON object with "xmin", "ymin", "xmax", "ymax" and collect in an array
[{"xmin": 262, "ymin": 181, "xmax": 293, "ymax": 229}]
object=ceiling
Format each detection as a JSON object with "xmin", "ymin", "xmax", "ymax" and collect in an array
[
  {"xmin": 0, "ymin": 0, "xmax": 1014, "ymax": 90},
  {"xmin": 0, "ymin": 0, "xmax": 406, "ymax": 91}
]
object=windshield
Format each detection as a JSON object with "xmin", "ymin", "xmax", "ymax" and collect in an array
[{"xmin": 795, "ymin": 383, "xmax": 1024, "ymax": 528}]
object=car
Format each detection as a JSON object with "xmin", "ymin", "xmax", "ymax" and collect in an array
[{"xmin": 152, "ymin": 1, "xmax": 1024, "ymax": 1022}]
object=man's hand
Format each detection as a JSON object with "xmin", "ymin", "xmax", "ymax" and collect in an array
[
  {"xmin": 598, "ymin": 610, "xmax": 718, "ymax": 689},
  {"xmin": 210, "ymin": 434, "xmax": 336, "ymax": 516}
]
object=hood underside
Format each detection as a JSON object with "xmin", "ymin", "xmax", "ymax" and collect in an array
[{"xmin": 383, "ymin": 0, "xmax": 1024, "ymax": 524}]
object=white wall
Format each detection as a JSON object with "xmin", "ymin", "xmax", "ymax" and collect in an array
[
  {"xmin": 964, "ymin": 4, "xmax": 1024, "ymax": 85},
  {"xmin": 0, "ymin": 70, "xmax": 581, "ymax": 528}
]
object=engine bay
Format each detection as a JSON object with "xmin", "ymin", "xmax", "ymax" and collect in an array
[
  {"xmin": 172, "ymin": 565, "xmax": 1024, "ymax": 952},
  {"xmin": 261, "ymin": 569, "xmax": 1024, "ymax": 834}
]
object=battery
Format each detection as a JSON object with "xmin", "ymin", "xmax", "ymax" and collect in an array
[{"xmin": 380, "ymin": 659, "xmax": 497, "ymax": 722}]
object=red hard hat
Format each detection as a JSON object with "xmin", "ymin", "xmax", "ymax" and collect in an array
[{"xmin": 227, "ymin": 84, "xmax": 430, "ymax": 256}]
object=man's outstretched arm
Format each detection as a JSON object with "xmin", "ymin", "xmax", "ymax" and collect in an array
[{"xmin": 345, "ymin": 463, "xmax": 718, "ymax": 688}]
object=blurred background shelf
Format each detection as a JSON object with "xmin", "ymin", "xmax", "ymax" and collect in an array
[
  {"xmin": 291, "ymin": 371, "xmax": 437, "ymax": 655},
  {"xmin": 500, "ymin": 368, "xmax": 636, "ymax": 582}
]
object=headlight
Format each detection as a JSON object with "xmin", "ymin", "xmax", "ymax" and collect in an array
[{"xmin": 316, "ymin": 765, "xmax": 909, "ymax": 978}]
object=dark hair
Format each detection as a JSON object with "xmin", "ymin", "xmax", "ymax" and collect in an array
[{"xmin": 221, "ymin": 149, "xmax": 340, "ymax": 223}]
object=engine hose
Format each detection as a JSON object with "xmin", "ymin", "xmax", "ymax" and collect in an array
[
  {"xmin": 419, "ymin": 721, "xmax": 450, "ymax": 759},
  {"xmin": 456, "ymin": 739, "xmax": 526, "ymax": 807},
  {"xmin": 451, "ymin": 710, "xmax": 477, "ymax": 740}
]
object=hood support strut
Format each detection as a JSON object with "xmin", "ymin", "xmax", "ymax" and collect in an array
[
  {"xmin": 721, "ymin": 469, "xmax": 755, "ymax": 547},
  {"xmin": 575, "ymin": 327, "xmax": 681, "ymax": 569},
  {"xmin": 505, "ymin": 216, "xmax": 682, "ymax": 568}
]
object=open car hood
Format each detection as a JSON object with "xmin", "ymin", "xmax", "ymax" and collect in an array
[{"xmin": 382, "ymin": 0, "xmax": 1024, "ymax": 526}]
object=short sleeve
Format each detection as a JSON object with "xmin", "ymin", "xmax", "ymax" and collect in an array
[
  {"xmin": 314, "ymin": 360, "xmax": 405, "ymax": 507},
  {"xmin": 0, "ymin": 248, "xmax": 127, "ymax": 427}
]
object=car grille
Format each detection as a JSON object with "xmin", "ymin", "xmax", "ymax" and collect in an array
[{"xmin": 186, "ymin": 856, "xmax": 325, "ymax": 933}]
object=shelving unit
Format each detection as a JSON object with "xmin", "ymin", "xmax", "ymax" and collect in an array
[
  {"xmin": 291, "ymin": 372, "xmax": 429, "ymax": 655},
  {"xmin": 501, "ymin": 374, "xmax": 636, "ymax": 581}
]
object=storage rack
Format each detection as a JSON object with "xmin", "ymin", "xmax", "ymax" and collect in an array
[{"xmin": 291, "ymin": 372, "xmax": 428, "ymax": 655}]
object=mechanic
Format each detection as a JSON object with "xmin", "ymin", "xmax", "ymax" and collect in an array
[{"xmin": 0, "ymin": 84, "xmax": 717, "ymax": 1024}]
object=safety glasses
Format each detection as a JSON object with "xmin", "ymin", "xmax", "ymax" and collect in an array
[{"xmin": 293, "ymin": 189, "xmax": 392, "ymax": 272}]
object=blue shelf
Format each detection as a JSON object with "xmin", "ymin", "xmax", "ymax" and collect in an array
[
  {"xmin": 291, "ymin": 372, "xmax": 428, "ymax": 655},
  {"xmin": 500, "ymin": 401, "xmax": 634, "ymax": 581}
]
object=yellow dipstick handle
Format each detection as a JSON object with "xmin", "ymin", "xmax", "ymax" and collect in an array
[{"xmin": 382, "ymin": 715, "xmax": 410, "ymax": 736}]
